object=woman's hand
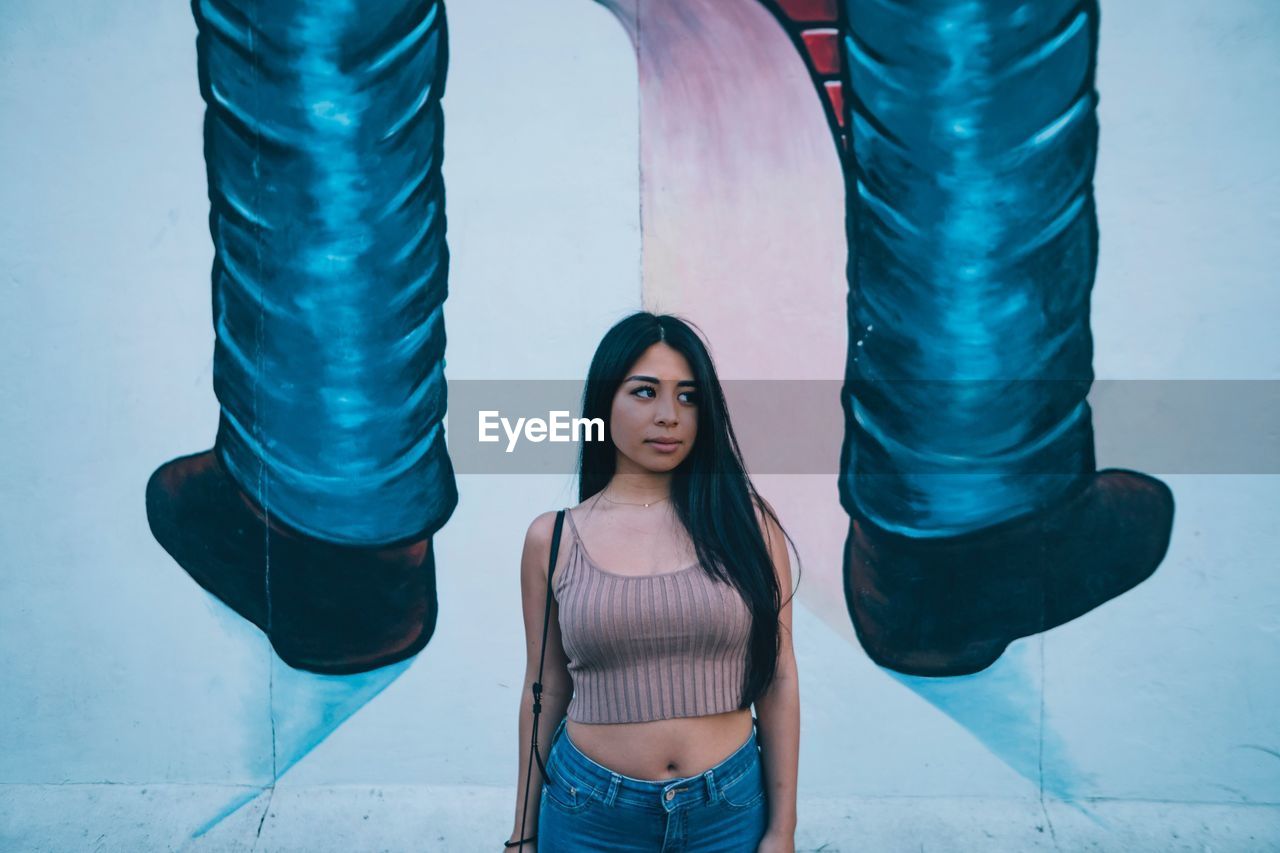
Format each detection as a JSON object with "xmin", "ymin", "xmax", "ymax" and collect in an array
[{"xmin": 757, "ymin": 829, "xmax": 795, "ymax": 853}]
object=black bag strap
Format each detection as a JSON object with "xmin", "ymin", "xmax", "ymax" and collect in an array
[{"xmin": 517, "ymin": 508, "xmax": 565, "ymax": 850}]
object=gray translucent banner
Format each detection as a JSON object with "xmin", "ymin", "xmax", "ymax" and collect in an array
[{"xmin": 443, "ymin": 380, "xmax": 1280, "ymax": 475}]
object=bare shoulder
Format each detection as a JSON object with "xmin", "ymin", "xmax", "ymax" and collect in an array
[
  {"xmin": 523, "ymin": 509, "xmax": 558, "ymax": 559},
  {"xmin": 521, "ymin": 508, "xmax": 569, "ymax": 584},
  {"xmin": 525, "ymin": 509, "xmax": 561, "ymax": 550}
]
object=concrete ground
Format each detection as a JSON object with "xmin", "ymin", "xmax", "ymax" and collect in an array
[{"xmin": 3, "ymin": 785, "xmax": 1279, "ymax": 852}]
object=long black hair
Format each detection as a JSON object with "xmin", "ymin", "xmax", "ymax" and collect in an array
[{"xmin": 576, "ymin": 311, "xmax": 802, "ymax": 708}]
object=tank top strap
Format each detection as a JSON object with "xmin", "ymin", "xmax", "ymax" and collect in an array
[
  {"xmin": 552, "ymin": 508, "xmax": 581, "ymax": 595},
  {"xmin": 562, "ymin": 507, "xmax": 582, "ymax": 543}
]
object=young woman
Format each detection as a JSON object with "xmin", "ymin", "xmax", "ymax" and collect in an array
[{"xmin": 505, "ymin": 312, "xmax": 801, "ymax": 852}]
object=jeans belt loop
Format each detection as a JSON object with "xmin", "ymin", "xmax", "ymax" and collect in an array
[{"xmin": 605, "ymin": 772, "xmax": 621, "ymax": 807}]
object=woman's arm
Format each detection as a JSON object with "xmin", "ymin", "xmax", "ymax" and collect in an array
[
  {"xmin": 507, "ymin": 511, "xmax": 576, "ymax": 850},
  {"xmin": 753, "ymin": 500, "xmax": 800, "ymax": 845}
]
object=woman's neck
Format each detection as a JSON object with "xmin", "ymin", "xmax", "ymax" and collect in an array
[{"xmin": 603, "ymin": 471, "xmax": 672, "ymax": 506}]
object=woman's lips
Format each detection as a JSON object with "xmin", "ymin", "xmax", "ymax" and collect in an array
[{"xmin": 646, "ymin": 439, "xmax": 681, "ymax": 453}]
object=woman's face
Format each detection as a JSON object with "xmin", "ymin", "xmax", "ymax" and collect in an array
[{"xmin": 610, "ymin": 342, "xmax": 699, "ymax": 472}]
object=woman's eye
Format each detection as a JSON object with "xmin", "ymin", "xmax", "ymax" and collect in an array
[{"xmin": 631, "ymin": 386, "xmax": 697, "ymax": 402}]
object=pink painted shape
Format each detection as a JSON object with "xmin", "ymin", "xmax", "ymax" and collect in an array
[{"xmin": 598, "ymin": 0, "xmax": 853, "ymax": 642}]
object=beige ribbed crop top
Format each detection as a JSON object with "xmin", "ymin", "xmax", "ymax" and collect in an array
[{"xmin": 554, "ymin": 508, "xmax": 752, "ymax": 724}]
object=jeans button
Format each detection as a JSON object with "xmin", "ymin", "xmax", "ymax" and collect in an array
[{"xmin": 665, "ymin": 789, "xmax": 675, "ymax": 801}]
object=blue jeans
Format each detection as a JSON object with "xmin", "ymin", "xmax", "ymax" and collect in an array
[{"xmin": 538, "ymin": 716, "xmax": 769, "ymax": 852}]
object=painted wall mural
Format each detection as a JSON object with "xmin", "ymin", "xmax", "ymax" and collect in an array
[
  {"xmin": 146, "ymin": 0, "xmax": 457, "ymax": 674},
  {"xmin": 147, "ymin": 0, "xmax": 1173, "ymax": 679},
  {"xmin": 830, "ymin": 0, "xmax": 1176, "ymax": 676}
]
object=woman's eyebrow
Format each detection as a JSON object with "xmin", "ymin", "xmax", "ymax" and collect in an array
[{"xmin": 624, "ymin": 374, "xmax": 697, "ymax": 386}]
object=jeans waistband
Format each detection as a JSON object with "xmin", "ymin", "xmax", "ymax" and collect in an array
[{"xmin": 545, "ymin": 716, "xmax": 760, "ymax": 812}]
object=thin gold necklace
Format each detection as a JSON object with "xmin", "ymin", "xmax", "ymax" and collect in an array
[{"xmin": 599, "ymin": 491, "xmax": 670, "ymax": 508}]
